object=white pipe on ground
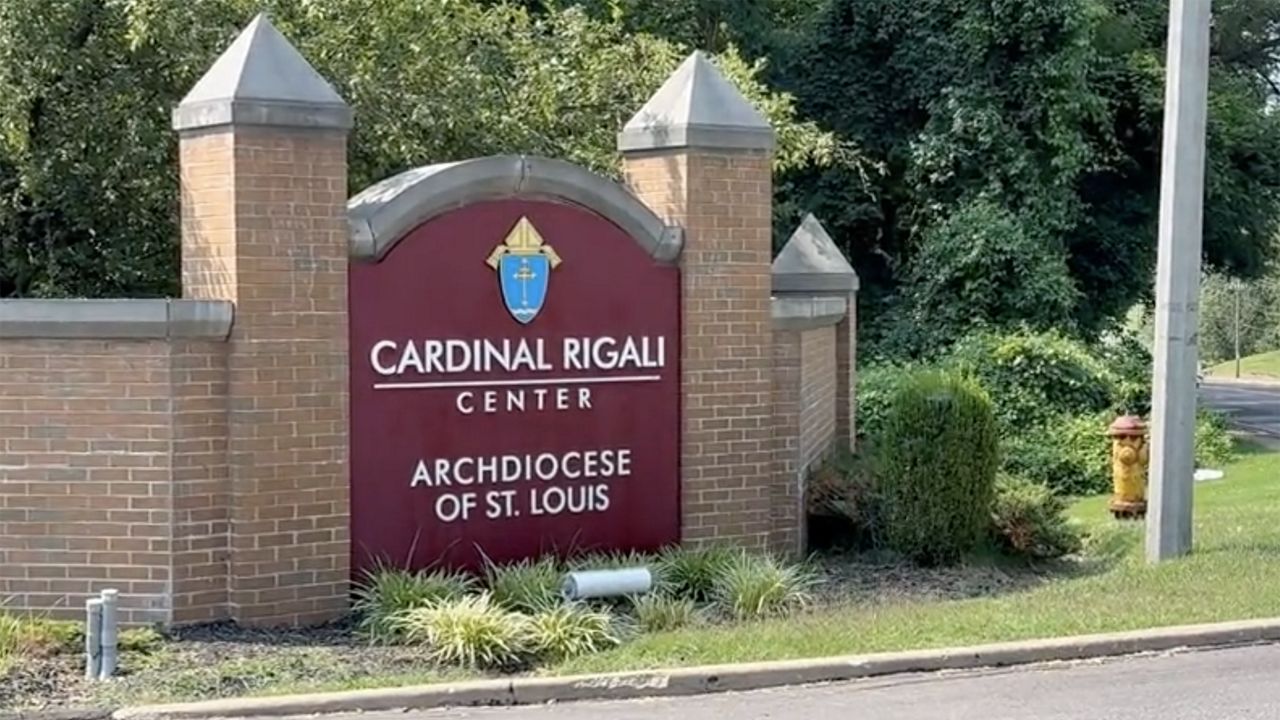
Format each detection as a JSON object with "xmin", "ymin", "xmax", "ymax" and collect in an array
[{"xmin": 561, "ymin": 568, "xmax": 653, "ymax": 600}]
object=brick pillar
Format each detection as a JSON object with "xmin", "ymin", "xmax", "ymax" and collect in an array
[
  {"xmin": 771, "ymin": 216, "xmax": 860, "ymax": 554},
  {"xmin": 175, "ymin": 15, "xmax": 352, "ymax": 625},
  {"xmin": 773, "ymin": 214, "xmax": 860, "ymax": 452},
  {"xmin": 619, "ymin": 52, "xmax": 776, "ymax": 549}
]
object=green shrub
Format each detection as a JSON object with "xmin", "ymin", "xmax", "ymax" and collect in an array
[
  {"xmin": 352, "ymin": 564, "xmax": 475, "ymax": 643},
  {"xmin": 875, "ymin": 371, "xmax": 1001, "ymax": 565},
  {"xmin": 1093, "ymin": 329, "xmax": 1153, "ymax": 416},
  {"xmin": 486, "ymin": 557, "xmax": 563, "ymax": 613},
  {"xmin": 855, "ymin": 362, "xmax": 916, "ymax": 441},
  {"xmin": 946, "ymin": 330, "xmax": 1120, "ymax": 428},
  {"xmin": 1002, "ymin": 412, "xmax": 1111, "ymax": 496},
  {"xmin": 526, "ymin": 603, "xmax": 620, "ymax": 660},
  {"xmin": 990, "ymin": 474, "xmax": 1084, "ymax": 559},
  {"xmin": 711, "ymin": 552, "xmax": 817, "ymax": 620},
  {"xmin": 119, "ymin": 627, "xmax": 164, "ymax": 654},
  {"xmin": 655, "ymin": 545, "xmax": 738, "ymax": 602},
  {"xmin": 629, "ymin": 593, "xmax": 700, "ymax": 633},
  {"xmin": 1196, "ymin": 409, "xmax": 1236, "ymax": 467},
  {"xmin": 395, "ymin": 593, "xmax": 530, "ymax": 669}
]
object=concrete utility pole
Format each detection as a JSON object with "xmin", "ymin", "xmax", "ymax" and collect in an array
[{"xmin": 1147, "ymin": 0, "xmax": 1213, "ymax": 563}]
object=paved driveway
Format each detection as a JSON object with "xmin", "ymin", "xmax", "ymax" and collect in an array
[{"xmin": 1200, "ymin": 381, "xmax": 1280, "ymax": 441}]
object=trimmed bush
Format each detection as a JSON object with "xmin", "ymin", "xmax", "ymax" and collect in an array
[
  {"xmin": 875, "ymin": 371, "xmax": 1000, "ymax": 565},
  {"xmin": 990, "ymin": 474, "xmax": 1083, "ymax": 559},
  {"xmin": 486, "ymin": 557, "xmax": 563, "ymax": 613},
  {"xmin": 526, "ymin": 603, "xmax": 620, "ymax": 660},
  {"xmin": 711, "ymin": 552, "xmax": 816, "ymax": 620},
  {"xmin": 352, "ymin": 564, "xmax": 475, "ymax": 643},
  {"xmin": 655, "ymin": 545, "xmax": 737, "ymax": 602},
  {"xmin": 395, "ymin": 593, "xmax": 529, "ymax": 669},
  {"xmin": 629, "ymin": 594, "xmax": 700, "ymax": 633}
]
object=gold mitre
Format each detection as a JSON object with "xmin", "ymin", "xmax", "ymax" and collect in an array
[{"xmin": 487, "ymin": 217, "xmax": 562, "ymax": 268}]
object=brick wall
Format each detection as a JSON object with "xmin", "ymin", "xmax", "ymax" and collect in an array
[
  {"xmin": 770, "ymin": 316, "xmax": 845, "ymax": 555},
  {"xmin": 0, "ymin": 337, "xmax": 228, "ymax": 625},
  {"xmin": 624, "ymin": 150, "xmax": 775, "ymax": 550},
  {"xmin": 799, "ymin": 326, "xmax": 837, "ymax": 471}
]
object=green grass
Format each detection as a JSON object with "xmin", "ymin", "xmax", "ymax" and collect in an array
[
  {"xmin": 1209, "ymin": 349, "xmax": 1280, "ymax": 379},
  {"xmin": 547, "ymin": 445, "xmax": 1280, "ymax": 675},
  {"xmin": 76, "ymin": 445, "xmax": 1280, "ymax": 704}
]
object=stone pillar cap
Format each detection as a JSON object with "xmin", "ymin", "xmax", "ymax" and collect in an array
[
  {"xmin": 618, "ymin": 51, "xmax": 774, "ymax": 153},
  {"xmin": 772, "ymin": 214, "xmax": 859, "ymax": 295},
  {"xmin": 173, "ymin": 14, "xmax": 352, "ymax": 132}
]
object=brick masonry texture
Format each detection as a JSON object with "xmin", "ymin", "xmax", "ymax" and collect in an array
[
  {"xmin": 2, "ymin": 118, "xmax": 852, "ymax": 625},
  {"xmin": 0, "ymin": 338, "xmax": 226, "ymax": 625},
  {"xmin": 181, "ymin": 127, "xmax": 350, "ymax": 627},
  {"xmin": 624, "ymin": 150, "xmax": 777, "ymax": 550}
]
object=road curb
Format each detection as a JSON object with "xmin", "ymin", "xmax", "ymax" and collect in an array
[
  {"xmin": 1203, "ymin": 376, "xmax": 1280, "ymax": 389},
  {"xmin": 113, "ymin": 617, "xmax": 1280, "ymax": 719}
]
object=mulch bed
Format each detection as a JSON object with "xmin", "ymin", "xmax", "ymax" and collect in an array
[{"xmin": 3, "ymin": 554, "xmax": 1076, "ymax": 710}]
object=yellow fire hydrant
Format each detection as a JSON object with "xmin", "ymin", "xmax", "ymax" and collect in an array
[{"xmin": 1108, "ymin": 415, "xmax": 1149, "ymax": 520}]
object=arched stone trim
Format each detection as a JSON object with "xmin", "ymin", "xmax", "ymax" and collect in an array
[{"xmin": 348, "ymin": 155, "xmax": 683, "ymax": 263}]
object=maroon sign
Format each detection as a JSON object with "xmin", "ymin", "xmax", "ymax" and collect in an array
[{"xmin": 350, "ymin": 199, "xmax": 680, "ymax": 574}]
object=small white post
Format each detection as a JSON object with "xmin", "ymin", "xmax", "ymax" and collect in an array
[
  {"xmin": 85, "ymin": 598, "xmax": 103, "ymax": 680},
  {"xmin": 98, "ymin": 588, "xmax": 119, "ymax": 680}
]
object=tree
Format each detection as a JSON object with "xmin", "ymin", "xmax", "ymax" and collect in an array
[
  {"xmin": 1199, "ymin": 271, "xmax": 1280, "ymax": 365},
  {"xmin": 778, "ymin": 0, "xmax": 1280, "ymax": 357},
  {"xmin": 0, "ymin": 0, "xmax": 844, "ymax": 299}
]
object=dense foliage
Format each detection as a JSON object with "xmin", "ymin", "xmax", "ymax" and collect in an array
[
  {"xmin": 0, "ymin": 0, "xmax": 839, "ymax": 299},
  {"xmin": 6, "ymin": 0, "xmax": 1280, "ymax": 355},
  {"xmin": 874, "ymin": 371, "xmax": 1000, "ymax": 565},
  {"xmin": 778, "ymin": 0, "xmax": 1280, "ymax": 355},
  {"xmin": 854, "ymin": 328, "xmax": 1235, "ymax": 498}
]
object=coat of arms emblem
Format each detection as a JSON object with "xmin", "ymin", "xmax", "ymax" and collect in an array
[{"xmin": 486, "ymin": 217, "xmax": 562, "ymax": 325}]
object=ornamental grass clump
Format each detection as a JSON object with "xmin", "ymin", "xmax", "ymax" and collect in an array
[
  {"xmin": 711, "ymin": 552, "xmax": 817, "ymax": 621},
  {"xmin": 525, "ymin": 603, "xmax": 621, "ymax": 660},
  {"xmin": 352, "ymin": 563, "xmax": 476, "ymax": 643},
  {"xmin": 629, "ymin": 593, "xmax": 700, "ymax": 633},
  {"xmin": 655, "ymin": 545, "xmax": 737, "ymax": 602},
  {"xmin": 485, "ymin": 557, "xmax": 563, "ymax": 613},
  {"xmin": 395, "ymin": 593, "xmax": 530, "ymax": 669}
]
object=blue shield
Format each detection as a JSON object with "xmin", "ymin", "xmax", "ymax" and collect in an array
[{"xmin": 499, "ymin": 254, "xmax": 550, "ymax": 324}]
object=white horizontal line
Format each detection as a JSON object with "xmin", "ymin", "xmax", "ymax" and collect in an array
[{"xmin": 373, "ymin": 375, "xmax": 663, "ymax": 390}]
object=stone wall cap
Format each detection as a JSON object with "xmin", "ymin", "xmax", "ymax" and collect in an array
[
  {"xmin": 174, "ymin": 14, "xmax": 351, "ymax": 132},
  {"xmin": 773, "ymin": 214, "xmax": 859, "ymax": 295},
  {"xmin": 348, "ymin": 154, "xmax": 683, "ymax": 263},
  {"xmin": 618, "ymin": 51, "xmax": 774, "ymax": 153},
  {"xmin": 0, "ymin": 299, "xmax": 233, "ymax": 340},
  {"xmin": 771, "ymin": 295, "xmax": 847, "ymax": 330}
]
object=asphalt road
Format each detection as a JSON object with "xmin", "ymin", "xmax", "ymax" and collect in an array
[
  {"xmin": 1199, "ymin": 381, "xmax": 1280, "ymax": 440},
  {"xmin": 329, "ymin": 644, "xmax": 1280, "ymax": 720}
]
